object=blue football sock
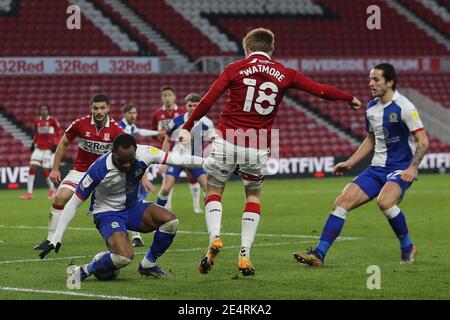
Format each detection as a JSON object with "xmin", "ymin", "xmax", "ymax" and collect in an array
[
  {"xmin": 387, "ymin": 211, "xmax": 412, "ymax": 250},
  {"xmin": 87, "ymin": 252, "xmax": 117, "ymax": 274},
  {"xmin": 316, "ymin": 213, "xmax": 346, "ymax": 257},
  {"xmin": 157, "ymin": 198, "xmax": 168, "ymax": 207},
  {"xmin": 145, "ymin": 230, "xmax": 176, "ymax": 263}
]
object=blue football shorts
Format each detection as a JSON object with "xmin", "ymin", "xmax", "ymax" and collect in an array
[
  {"xmin": 352, "ymin": 166, "xmax": 413, "ymax": 200},
  {"xmin": 93, "ymin": 200, "xmax": 152, "ymax": 242},
  {"xmin": 165, "ymin": 165, "xmax": 206, "ymax": 180}
]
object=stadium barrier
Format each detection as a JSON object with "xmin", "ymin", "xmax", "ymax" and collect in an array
[{"xmin": 1, "ymin": 153, "xmax": 449, "ymax": 190}]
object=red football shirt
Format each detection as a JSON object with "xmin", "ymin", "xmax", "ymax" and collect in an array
[
  {"xmin": 151, "ymin": 105, "xmax": 186, "ymax": 147},
  {"xmin": 33, "ymin": 116, "xmax": 62, "ymax": 150},
  {"xmin": 65, "ymin": 115, "xmax": 124, "ymax": 171},
  {"xmin": 183, "ymin": 52, "xmax": 354, "ymax": 147}
]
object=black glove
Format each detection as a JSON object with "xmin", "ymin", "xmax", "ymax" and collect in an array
[
  {"xmin": 51, "ymin": 145, "xmax": 57, "ymax": 153},
  {"xmin": 30, "ymin": 143, "xmax": 35, "ymax": 152},
  {"xmin": 39, "ymin": 242, "xmax": 61, "ymax": 259}
]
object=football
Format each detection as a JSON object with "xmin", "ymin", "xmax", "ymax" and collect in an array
[{"xmin": 92, "ymin": 251, "xmax": 121, "ymax": 281}]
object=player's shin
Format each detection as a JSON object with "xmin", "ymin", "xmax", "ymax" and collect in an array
[
  {"xmin": 240, "ymin": 203, "xmax": 261, "ymax": 259},
  {"xmin": 315, "ymin": 206, "xmax": 347, "ymax": 258},
  {"xmin": 86, "ymin": 252, "xmax": 131, "ymax": 278},
  {"xmin": 141, "ymin": 219, "xmax": 178, "ymax": 268},
  {"xmin": 47, "ymin": 204, "xmax": 64, "ymax": 241},
  {"xmin": 26, "ymin": 167, "xmax": 36, "ymax": 194},
  {"xmin": 189, "ymin": 182, "xmax": 201, "ymax": 210},
  {"xmin": 205, "ymin": 195, "xmax": 222, "ymax": 242},
  {"xmin": 383, "ymin": 206, "xmax": 413, "ymax": 250}
]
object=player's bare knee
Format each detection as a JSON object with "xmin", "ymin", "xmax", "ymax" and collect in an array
[
  {"xmin": 159, "ymin": 218, "xmax": 179, "ymax": 234},
  {"xmin": 377, "ymin": 198, "xmax": 396, "ymax": 212},
  {"xmin": 110, "ymin": 253, "xmax": 132, "ymax": 269}
]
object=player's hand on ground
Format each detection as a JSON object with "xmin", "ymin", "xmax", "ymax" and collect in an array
[
  {"xmin": 178, "ymin": 128, "xmax": 191, "ymax": 144},
  {"xmin": 401, "ymin": 167, "xmax": 417, "ymax": 183},
  {"xmin": 49, "ymin": 169, "xmax": 61, "ymax": 183},
  {"xmin": 141, "ymin": 178, "xmax": 158, "ymax": 194},
  {"xmin": 332, "ymin": 161, "xmax": 352, "ymax": 175},
  {"xmin": 39, "ymin": 242, "xmax": 61, "ymax": 259},
  {"xmin": 348, "ymin": 97, "xmax": 361, "ymax": 110}
]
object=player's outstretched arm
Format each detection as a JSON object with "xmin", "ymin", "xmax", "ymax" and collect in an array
[
  {"xmin": 164, "ymin": 152, "xmax": 204, "ymax": 169},
  {"xmin": 50, "ymin": 134, "xmax": 70, "ymax": 183},
  {"xmin": 39, "ymin": 194, "xmax": 84, "ymax": 259},
  {"xmin": 137, "ymin": 128, "xmax": 160, "ymax": 137},
  {"xmin": 333, "ymin": 133, "xmax": 375, "ymax": 175}
]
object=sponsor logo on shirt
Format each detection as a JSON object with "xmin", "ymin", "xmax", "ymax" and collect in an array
[
  {"xmin": 79, "ymin": 138, "xmax": 112, "ymax": 155},
  {"xmin": 80, "ymin": 174, "xmax": 93, "ymax": 190}
]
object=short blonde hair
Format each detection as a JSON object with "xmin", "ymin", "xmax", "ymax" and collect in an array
[{"xmin": 242, "ymin": 28, "xmax": 275, "ymax": 54}]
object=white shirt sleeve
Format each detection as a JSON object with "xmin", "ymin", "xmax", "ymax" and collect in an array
[
  {"xmin": 136, "ymin": 127, "xmax": 160, "ymax": 137},
  {"xmin": 400, "ymin": 99, "xmax": 424, "ymax": 132},
  {"xmin": 136, "ymin": 144, "xmax": 166, "ymax": 165}
]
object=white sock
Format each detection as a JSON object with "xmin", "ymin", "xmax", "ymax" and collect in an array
[
  {"xmin": 131, "ymin": 232, "xmax": 142, "ymax": 239},
  {"xmin": 205, "ymin": 198, "xmax": 222, "ymax": 242},
  {"xmin": 140, "ymin": 256, "xmax": 156, "ymax": 268},
  {"xmin": 241, "ymin": 212, "xmax": 260, "ymax": 259},
  {"xmin": 27, "ymin": 174, "xmax": 35, "ymax": 194},
  {"xmin": 46, "ymin": 177, "xmax": 55, "ymax": 190},
  {"xmin": 166, "ymin": 187, "xmax": 174, "ymax": 210},
  {"xmin": 47, "ymin": 206, "xmax": 63, "ymax": 241},
  {"xmin": 189, "ymin": 182, "xmax": 201, "ymax": 209}
]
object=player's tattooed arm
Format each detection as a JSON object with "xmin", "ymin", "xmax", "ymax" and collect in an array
[
  {"xmin": 401, "ymin": 130, "xmax": 428, "ymax": 182},
  {"xmin": 411, "ymin": 130, "xmax": 429, "ymax": 168}
]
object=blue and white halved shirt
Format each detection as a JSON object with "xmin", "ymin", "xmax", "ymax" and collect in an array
[
  {"xmin": 167, "ymin": 113, "xmax": 215, "ymax": 156},
  {"xmin": 75, "ymin": 145, "xmax": 167, "ymax": 214},
  {"xmin": 366, "ymin": 91, "xmax": 424, "ymax": 169}
]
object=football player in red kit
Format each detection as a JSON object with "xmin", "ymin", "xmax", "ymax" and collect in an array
[
  {"xmin": 179, "ymin": 28, "xmax": 361, "ymax": 276},
  {"xmin": 33, "ymin": 94, "xmax": 125, "ymax": 250},
  {"xmin": 21, "ymin": 104, "xmax": 62, "ymax": 200}
]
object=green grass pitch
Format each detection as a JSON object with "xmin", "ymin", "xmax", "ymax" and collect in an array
[{"xmin": 0, "ymin": 174, "xmax": 449, "ymax": 300}]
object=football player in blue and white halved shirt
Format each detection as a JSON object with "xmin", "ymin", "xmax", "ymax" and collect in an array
[
  {"xmin": 294, "ymin": 63, "xmax": 429, "ymax": 266},
  {"xmin": 156, "ymin": 93, "xmax": 215, "ymax": 213},
  {"xmin": 39, "ymin": 134, "xmax": 204, "ymax": 280}
]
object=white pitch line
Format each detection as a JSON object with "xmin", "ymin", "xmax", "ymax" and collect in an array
[
  {"xmin": 0, "ymin": 287, "xmax": 144, "ymax": 300},
  {"xmin": 0, "ymin": 225, "xmax": 362, "ymax": 240}
]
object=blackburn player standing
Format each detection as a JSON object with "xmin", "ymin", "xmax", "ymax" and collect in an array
[
  {"xmin": 120, "ymin": 103, "xmax": 159, "ymax": 247},
  {"xmin": 151, "ymin": 86, "xmax": 202, "ymax": 211},
  {"xmin": 21, "ymin": 104, "xmax": 62, "ymax": 200},
  {"xmin": 33, "ymin": 94, "xmax": 124, "ymax": 250},
  {"xmin": 39, "ymin": 134, "xmax": 204, "ymax": 280},
  {"xmin": 293, "ymin": 63, "xmax": 428, "ymax": 266},
  {"xmin": 178, "ymin": 28, "xmax": 361, "ymax": 276}
]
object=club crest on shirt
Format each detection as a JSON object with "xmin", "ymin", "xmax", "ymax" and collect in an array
[
  {"xmin": 104, "ymin": 133, "xmax": 110, "ymax": 140},
  {"xmin": 389, "ymin": 112, "xmax": 398, "ymax": 123}
]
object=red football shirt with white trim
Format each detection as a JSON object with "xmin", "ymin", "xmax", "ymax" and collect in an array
[
  {"xmin": 65, "ymin": 115, "xmax": 125, "ymax": 171},
  {"xmin": 33, "ymin": 116, "xmax": 62, "ymax": 150}
]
